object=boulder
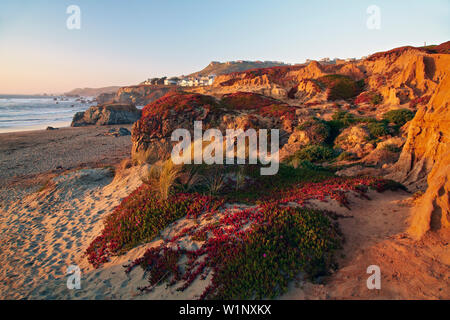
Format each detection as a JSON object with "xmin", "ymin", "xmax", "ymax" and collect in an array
[
  {"xmin": 131, "ymin": 91, "xmax": 290, "ymax": 164},
  {"xmin": 71, "ymin": 103, "xmax": 141, "ymax": 127}
]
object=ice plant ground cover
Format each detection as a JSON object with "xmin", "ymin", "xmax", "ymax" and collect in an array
[
  {"xmin": 85, "ymin": 189, "xmax": 223, "ymax": 268},
  {"xmin": 125, "ymin": 204, "xmax": 342, "ymax": 299},
  {"xmin": 86, "ymin": 162, "xmax": 405, "ymax": 299}
]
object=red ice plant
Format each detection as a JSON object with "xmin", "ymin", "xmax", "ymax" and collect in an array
[{"xmin": 85, "ymin": 185, "xmax": 222, "ymax": 268}]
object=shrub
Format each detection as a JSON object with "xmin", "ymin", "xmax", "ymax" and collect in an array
[
  {"xmin": 221, "ymin": 92, "xmax": 297, "ymax": 120},
  {"xmin": 383, "ymin": 109, "xmax": 415, "ymax": 126},
  {"xmin": 317, "ymin": 75, "xmax": 361, "ymax": 101},
  {"xmin": 203, "ymin": 169, "xmax": 226, "ymax": 196},
  {"xmin": 367, "ymin": 121, "xmax": 389, "ymax": 138},
  {"xmin": 370, "ymin": 92, "xmax": 383, "ymax": 105},
  {"xmin": 355, "ymin": 91, "xmax": 383, "ymax": 106},
  {"xmin": 177, "ymin": 166, "xmax": 203, "ymax": 192},
  {"xmin": 297, "ymin": 118, "xmax": 331, "ymax": 144},
  {"xmin": 133, "ymin": 149, "xmax": 156, "ymax": 165},
  {"xmin": 331, "ymin": 110, "xmax": 355, "ymax": 126},
  {"xmin": 202, "ymin": 206, "xmax": 342, "ymax": 299},
  {"xmin": 289, "ymin": 145, "xmax": 336, "ymax": 163},
  {"xmin": 124, "ymin": 175, "xmax": 403, "ymax": 299},
  {"xmin": 336, "ymin": 151, "xmax": 357, "ymax": 162}
]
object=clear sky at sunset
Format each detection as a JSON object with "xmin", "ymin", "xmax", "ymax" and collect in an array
[{"xmin": 0, "ymin": 0, "xmax": 448, "ymax": 94}]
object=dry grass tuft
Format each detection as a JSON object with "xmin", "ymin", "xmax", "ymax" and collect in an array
[{"xmin": 141, "ymin": 160, "xmax": 181, "ymax": 200}]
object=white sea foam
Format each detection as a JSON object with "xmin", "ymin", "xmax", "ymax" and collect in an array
[{"xmin": 0, "ymin": 95, "xmax": 93, "ymax": 133}]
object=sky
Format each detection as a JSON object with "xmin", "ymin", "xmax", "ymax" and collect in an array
[{"xmin": 0, "ymin": 0, "xmax": 448, "ymax": 94}]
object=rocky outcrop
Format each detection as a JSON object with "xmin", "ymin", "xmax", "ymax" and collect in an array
[
  {"xmin": 71, "ymin": 104, "xmax": 141, "ymax": 127},
  {"xmin": 389, "ymin": 73, "xmax": 450, "ymax": 239},
  {"xmin": 188, "ymin": 60, "xmax": 289, "ymax": 78},
  {"xmin": 105, "ymin": 127, "xmax": 131, "ymax": 137},
  {"xmin": 131, "ymin": 91, "xmax": 293, "ymax": 163},
  {"xmin": 115, "ymin": 85, "xmax": 177, "ymax": 105}
]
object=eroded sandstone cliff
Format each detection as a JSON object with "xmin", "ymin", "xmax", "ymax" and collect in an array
[
  {"xmin": 190, "ymin": 42, "xmax": 449, "ymax": 111},
  {"xmin": 389, "ymin": 74, "xmax": 450, "ymax": 239}
]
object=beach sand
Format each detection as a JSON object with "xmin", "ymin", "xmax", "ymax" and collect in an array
[
  {"xmin": 0, "ymin": 125, "xmax": 137, "ymax": 299},
  {"xmin": 0, "ymin": 125, "xmax": 132, "ymax": 205}
]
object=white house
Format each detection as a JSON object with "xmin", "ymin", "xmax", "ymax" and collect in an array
[{"xmin": 164, "ymin": 78, "xmax": 178, "ymax": 86}]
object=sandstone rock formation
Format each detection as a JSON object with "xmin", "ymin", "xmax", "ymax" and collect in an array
[
  {"xmin": 71, "ymin": 103, "xmax": 141, "ymax": 127},
  {"xmin": 388, "ymin": 74, "xmax": 450, "ymax": 239},
  {"xmin": 131, "ymin": 91, "xmax": 293, "ymax": 163},
  {"xmin": 189, "ymin": 41, "xmax": 449, "ymax": 112},
  {"xmin": 279, "ymin": 118, "xmax": 330, "ymax": 161},
  {"xmin": 115, "ymin": 85, "xmax": 177, "ymax": 105},
  {"xmin": 361, "ymin": 137, "xmax": 405, "ymax": 167}
]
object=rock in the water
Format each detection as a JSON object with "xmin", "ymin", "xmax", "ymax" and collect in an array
[{"xmin": 71, "ymin": 103, "xmax": 141, "ymax": 127}]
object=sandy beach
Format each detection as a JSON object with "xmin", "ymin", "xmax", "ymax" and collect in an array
[
  {"xmin": 0, "ymin": 125, "xmax": 132, "ymax": 205},
  {"xmin": 0, "ymin": 125, "xmax": 137, "ymax": 299}
]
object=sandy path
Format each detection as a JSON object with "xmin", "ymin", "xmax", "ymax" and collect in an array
[{"xmin": 281, "ymin": 191, "xmax": 450, "ymax": 300}]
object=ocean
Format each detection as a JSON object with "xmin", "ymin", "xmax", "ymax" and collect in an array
[{"xmin": 0, "ymin": 95, "xmax": 94, "ymax": 133}]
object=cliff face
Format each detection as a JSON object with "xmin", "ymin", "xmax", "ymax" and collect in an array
[
  {"xmin": 387, "ymin": 74, "xmax": 450, "ymax": 239},
  {"xmin": 360, "ymin": 48, "xmax": 450, "ymax": 105}
]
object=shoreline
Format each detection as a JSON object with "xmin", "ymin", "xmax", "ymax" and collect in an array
[
  {"xmin": 0, "ymin": 121, "xmax": 72, "ymax": 134},
  {"xmin": 0, "ymin": 125, "xmax": 133, "ymax": 206}
]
